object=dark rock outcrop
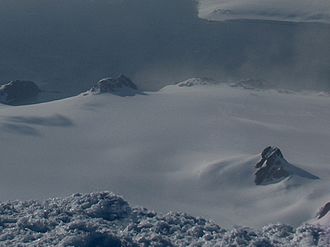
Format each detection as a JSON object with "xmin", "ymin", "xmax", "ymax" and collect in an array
[
  {"xmin": 230, "ymin": 78, "xmax": 268, "ymax": 90},
  {"xmin": 176, "ymin": 77, "xmax": 217, "ymax": 87},
  {"xmin": 255, "ymin": 146, "xmax": 290, "ymax": 185},
  {"xmin": 317, "ymin": 202, "xmax": 330, "ymax": 219},
  {"xmin": 90, "ymin": 75, "xmax": 138, "ymax": 96},
  {"xmin": 0, "ymin": 80, "xmax": 40, "ymax": 105},
  {"xmin": 254, "ymin": 146, "xmax": 319, "ymax": 185}
]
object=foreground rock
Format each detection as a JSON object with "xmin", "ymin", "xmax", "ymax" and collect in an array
[
  {"xmin": 0, "ymin": 80, "xmax": 40, "ymax": 105},
  {"xmin": 0, "ymin": 191, "xmax": 329, "ymax": 246},
  {"xmin": 89, "ymin": 75, "xmax": 139, "ymax": 96},
  {"xmin": 255, "ymin": 146, "xmax": 319, "ymax": 185}
]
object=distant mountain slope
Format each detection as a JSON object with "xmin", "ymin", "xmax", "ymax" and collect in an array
[{"xmin": 198, "ymin": 0, "xmax": 330, "ymax": 23}]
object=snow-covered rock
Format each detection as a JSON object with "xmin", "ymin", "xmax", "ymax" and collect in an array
[
  {"xmin": 230, "ymin": 78, "xmax": 268, "ymax": 90},
  {"xmin": 255, "ymin": 146, "xmax": 319, "ymax": 185},
  {"xmin": 0, "ymin": 80, "xmax": 40, "ymax": 105},
  {"xmin": 176, "ymin": 77, "xmax": 218, "ymax": 87},
  {"xmin": 1, "ymin": 191, "xmax": 330, "ymax": 246},
  {"xmin": 89, "ymin": 75, "xmax": 139, "ymax": 96}
]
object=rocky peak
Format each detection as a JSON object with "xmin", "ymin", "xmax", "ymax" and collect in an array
[
  {"xmin": 176, "ymin": 77, "xmax": 217, "ymax": 87},
  {"xmin": 255, "ymin": 146, "xmax": 290, "ymax": 185},
  {"xmin": 256, "ymin": 146, "xmax": 284, "ymax": 168},
  {"xmin": 90, "ymin": 75, "xmax": 138, "ymax": 95},
  {"xmin": 254, "ymin": 146, "xmax": 319, "ymax": 185},
  {"xmin": 0, "ymin": 80, "xmax": 40, "ymax": 105}
]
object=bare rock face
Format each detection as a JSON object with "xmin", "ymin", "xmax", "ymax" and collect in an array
[
  {"xmin": 0, "ymin": 80, "xmax": 40, "ymax": 105},
  {"xmin": 254, "ymin": 146, "xmax": 319, "ymax": 185},
  {"xmin": 317, "ymin": 202, "xmax": 330, "ymax": 219},
  {"xmin": 254, "ymin": 146, "xmax": 290, "ymax": 185},
  {"xmin": 90, "ymin": 75, "xmax": 138, "ymax": 96}
]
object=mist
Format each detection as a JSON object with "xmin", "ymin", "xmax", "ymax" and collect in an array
[{"xmin": 0, "ymin": 0, "xmax": 330, "ymax": 97}]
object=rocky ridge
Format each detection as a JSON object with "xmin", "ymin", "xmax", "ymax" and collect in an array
[
  {"xmin": 0, "ymin": 80, "xmax": 40, "ymax": 105},
  {"xmin": 89, "ymin": 75, "xmax": 139, "ymax": 96}
]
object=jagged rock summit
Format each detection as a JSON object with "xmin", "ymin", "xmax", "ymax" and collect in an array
[
  {"xmin": 90, "ymin": 75, "xmax": 139, "ymax": 96},
  {"xmin": 0, "ymin": 80, "xmax": 40, "ymax": 105},
  {"xmin": 254, "ymin": 146, "xmax": 319, "ymax": 185},
  {"xmin": 176, "ymin": 77, "xmax": 218, "ymax": 87}
]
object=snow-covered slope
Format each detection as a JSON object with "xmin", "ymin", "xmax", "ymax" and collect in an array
[
  {"xmin": 1, "ymin": 191, "xmax": 329, "ymax": 246},
  {"xmin": 198, "ymin": 0, "xmax": 330, "ymax": 23},
  {"xmin": 1, "ymin": 82, "xmax": 330, "ymax": 228}
]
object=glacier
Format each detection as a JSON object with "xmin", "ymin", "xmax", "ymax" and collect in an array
[{"xmin": 0, "ymin": 81, "xmax": 330, "ymax": 229}]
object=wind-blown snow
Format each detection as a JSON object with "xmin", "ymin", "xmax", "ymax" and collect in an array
[
  {"xmin": 0, "ymin": 83, "xmax": 330, "ymax": 228},
  {"xmin": 1, "ymin": 191, "xmax": 329, "ymax": 246},
  {"xmin": 198, "ymin": 0, "xmax": 330, "ymax": 23}
]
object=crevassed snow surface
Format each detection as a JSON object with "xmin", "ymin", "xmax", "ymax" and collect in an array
[
  {"xmin": 1, "ymin": 191, "xmax": 329, "ymax": 246},
  {"xmin": 198, "ymin": 0, "xmax": 330, "ymax": 23},
  {"xmin": 1, "ymin": 84, "xmax": 330, "ymax": 228}
]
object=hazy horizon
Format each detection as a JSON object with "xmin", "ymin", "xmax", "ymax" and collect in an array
[{"xmin": 0, "ymin": 0, "xmax": 329, "ymax": 98}]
